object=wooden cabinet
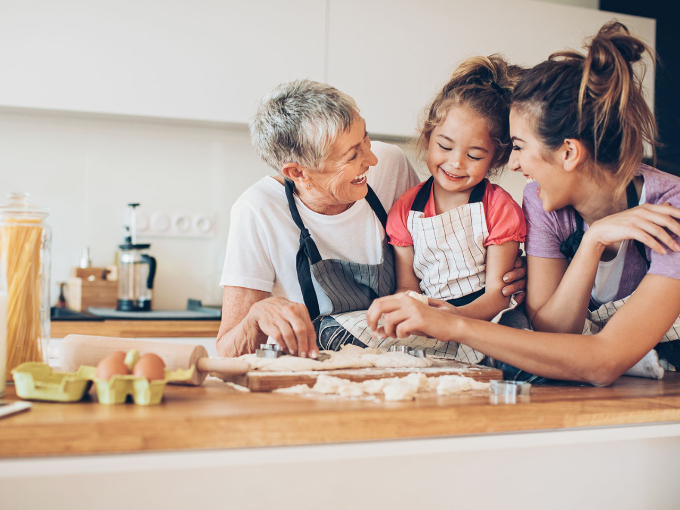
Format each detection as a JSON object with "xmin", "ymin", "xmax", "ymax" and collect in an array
[
  {"xmin": 0, "ymin": 1, "xmax": 655, "ymax": 135},
  {"xmin": 326, "ymin": 0, "xmax": 656, "ymax": 136},
  {"xmin": 0, "ymin": 0, "xmax": 325, "ymax": 123}
]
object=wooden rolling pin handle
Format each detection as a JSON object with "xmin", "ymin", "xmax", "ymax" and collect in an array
[{"xmin": 196, "ymin": 357, "xmax": 250, "ymax": 377}]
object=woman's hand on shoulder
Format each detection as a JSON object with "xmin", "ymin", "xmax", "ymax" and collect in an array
[
  {"xmin": 586, "ymin": 203, "xmax": 680, "ymax": 255},
  {"xmin": 366, "ymin": 293, "xmax": 460, "ymax": 341},
  {"xmin": 249, "ymin": 297, "xmax": 318, "ymax": 358},
  {"xmin": 500, "ymin": 249, "xmax": 527, "ymax": 303}
]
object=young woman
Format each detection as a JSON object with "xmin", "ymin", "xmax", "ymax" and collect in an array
[{"xmin": 367, "ymin": 22, "xmax": 680, "ymax": 386}]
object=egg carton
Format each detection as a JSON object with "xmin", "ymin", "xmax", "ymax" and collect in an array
[
  {"xmin": 12, "ymin": 357, "xmax": 196, "ymax": 405},
  {"xmin": 12, "ymin": 362, "xmax": 94, "ymax": 403}
]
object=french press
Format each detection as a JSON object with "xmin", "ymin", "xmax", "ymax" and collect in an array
[{"xmin": 117, "ymin": 203, "xmax": 157, "ymax": 311}]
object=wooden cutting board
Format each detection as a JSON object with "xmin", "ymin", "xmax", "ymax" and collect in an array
[{"xmin": 235, "ymin": 359, "xmax": 502, "ymax": 392}]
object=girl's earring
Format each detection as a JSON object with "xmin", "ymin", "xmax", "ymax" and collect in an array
[{"xmin": 308, "ymin": 184, "xmax": 312, "ymax": 189}]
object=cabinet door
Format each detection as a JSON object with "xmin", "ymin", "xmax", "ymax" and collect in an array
[
  {"xmin": 0, "ymin": 0, "xmax": 325, "ymax": 123},
  {"xmin": 327, "ymin": 0, "xmax": 655, "ymax": 137}
]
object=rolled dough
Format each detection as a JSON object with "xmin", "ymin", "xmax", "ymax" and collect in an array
[{"xmin": 238, "ymin": 344, "xmax": 433, "ymax": 372}]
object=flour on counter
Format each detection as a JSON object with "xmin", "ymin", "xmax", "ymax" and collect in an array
[{"xmin": 271, "ymin": 373, "xmax": 489, "ymax": 401}]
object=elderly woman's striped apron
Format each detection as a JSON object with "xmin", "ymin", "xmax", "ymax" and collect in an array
[{"xmin": 284, "ymin": 179, "xmax": 396, "ymax": 343}]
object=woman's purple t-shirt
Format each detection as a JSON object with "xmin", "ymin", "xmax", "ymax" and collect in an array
[{"xmin": 523, "ymin": 164, "xmax": 680, "ymax": 301}]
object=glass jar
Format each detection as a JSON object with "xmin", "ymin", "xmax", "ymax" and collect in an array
[{"xmin": 0, "ymin": 192, "xmax": 51, "ymax": 380}]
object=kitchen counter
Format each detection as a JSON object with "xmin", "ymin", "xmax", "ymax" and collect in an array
[
  {"xmin": 2, "ymin": 372, "xmax": 680, "ymax": 458},
  {"xmin": 51, "ymin": 319, "xmax": 221, "ymax": 338},
  {"xmin": 2, "ymin": 373, "xmax": 679, "ymax": 509}
]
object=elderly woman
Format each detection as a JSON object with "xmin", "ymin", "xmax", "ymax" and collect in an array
[{"xmin": 216, "ymin": 80, "xmax": 525, "ymax": 358}]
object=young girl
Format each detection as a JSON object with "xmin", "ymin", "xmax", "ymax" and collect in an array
[
  {"xmin": 383, "ymin": 55, "xmax": 527, "ymax": 361},
  {"xmin": 368, "ymin": 23, "xmax": 680, "ymax": 385}
]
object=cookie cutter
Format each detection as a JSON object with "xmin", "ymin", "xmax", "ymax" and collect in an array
[
  {"xmin": 489, "ymin": 380, "xmax": 531, "ymax": 405},
  {"xmin": 256, "ymin": 343, "xmax": 284, "ymax": 359},
  {"xmin": 389, "ymin": 345, "xmax": 427, "ymax": 358}
]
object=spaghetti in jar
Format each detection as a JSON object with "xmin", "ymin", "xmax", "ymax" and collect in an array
[{"xmin": 0, "ymin": 192, "xmax": 51, "ymax": 380}]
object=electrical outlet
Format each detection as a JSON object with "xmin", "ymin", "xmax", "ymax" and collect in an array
[{"xmin": 129, "ymin": 209, "xmax": 216, "ymax": 238}]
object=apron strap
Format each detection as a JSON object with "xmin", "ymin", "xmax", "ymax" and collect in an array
[
  {"xmin": 410, "ymin": 177, "xmax": 487, "ymax": 212},
  {"xmin": 364, "ymin": 185, "xmax": 389, "ymax": 230},
  {"xmin": 284, "ymin": 179, "xmax": 322, "ymax": 319},
  {"xmin": 626, "ymin": 181, "xmax": 651, "ymax": 269},
  {"xmin": 468, "ymin": 179, "xmax": 487, "ymax": 203},
  {"xmin": 411, "ymin": 177, "xmax": 434, "ymax": 212}
]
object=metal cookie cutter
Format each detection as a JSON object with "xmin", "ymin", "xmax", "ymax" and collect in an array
[
  {"xmin": 256, "ymin": 343, "xmax": 284, "ymax": 359},
  {"xmin": 489, "ymin": 380, "xmax": 531, "ymax": 405},
  {"xmin": 389, "ymin": 345, "xmax": 427, "ymax": 358}
]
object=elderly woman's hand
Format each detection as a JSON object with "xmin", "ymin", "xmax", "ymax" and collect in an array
[
  {"xmin": 501, "ymin": 249, "xmax": 527, "ymax": 304},
  {"xmin": 249, "ymin": 297, "xmax": 319, "ymax": 358}
]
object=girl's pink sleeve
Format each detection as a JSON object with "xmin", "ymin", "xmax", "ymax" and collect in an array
[
  {"xmin": 483, "ymin": 184, "xmax": 527, "ymax": 246},
  {"xmin": 386, "ymin": 189, "xmax": 417, "ymax": 247}
]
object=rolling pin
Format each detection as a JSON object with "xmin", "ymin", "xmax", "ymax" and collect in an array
[{"xmin": 58, "ymin": 335, "xmax": 250, "ymax": 386}]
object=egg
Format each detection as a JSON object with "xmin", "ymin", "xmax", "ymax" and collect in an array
[
  {"xmin": 109, "ymin": 351, "xmax": 127, "ymax": 362},
  {"xmin": 95, "ymin": 354, "xmax": 130, "ymax": 380},
  {"xmin": 132, "ymin": 353, "xmax": 166, "ymax": 381}
]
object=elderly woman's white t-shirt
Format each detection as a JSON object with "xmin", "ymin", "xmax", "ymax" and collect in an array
[{"xmin": 220, "ymin": 142, "xmax": 420, "ymax": 311}]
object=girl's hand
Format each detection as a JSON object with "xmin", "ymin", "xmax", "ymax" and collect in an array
[
  {"xmin": 585, "ymin": 203, "xmax": 680, "ymax": 255},
  {"xmin": 366, "ymin": 294, "xmax": 459, "ymax": 341}
]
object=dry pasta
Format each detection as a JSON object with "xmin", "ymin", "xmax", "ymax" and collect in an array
[{"xmin": 0, "ymin": 217, "xmax": 44, "ymax": 379}]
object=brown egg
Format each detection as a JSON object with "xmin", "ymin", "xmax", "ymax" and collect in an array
[
  {"xmin": 132, "ymin": 353, "xmax": 166, "ymax": 381},
  {"xmin": 95, "ymin": 354, "xmax": 130, "ymax": 380},
  {"xmin": 109, "ymin": 351, "xmax": 127, "ymax": 362}
]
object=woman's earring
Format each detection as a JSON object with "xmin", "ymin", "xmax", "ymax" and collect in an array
[{"xmin": 308, "ymin": 184, "xmax": 312, "ymax": 189}]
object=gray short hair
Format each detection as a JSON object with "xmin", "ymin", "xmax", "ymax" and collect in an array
[{"xmin": 250, "ymin": 79, "xmax": 361, "ymax": 171}]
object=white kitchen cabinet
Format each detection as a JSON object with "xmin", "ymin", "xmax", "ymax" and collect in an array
[
  {"xmin": 327, "ymin": 0, "xmax": 655, "ymax": 137},
  {"xmin": 0, "ymin": 0, "xmax": 325, "ymax": 123}
]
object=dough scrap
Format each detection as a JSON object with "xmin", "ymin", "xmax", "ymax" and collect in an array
[
  {"xmin": 405, "ymin": 291, "xmax": 430, "ymax": 305},
  {"xmin": 436, "ymin": 375, "xmax": 489, "ymax": 395},
  {"xmin": 273, "ymin": 384, "xmax": 312, "ymax": 395}
]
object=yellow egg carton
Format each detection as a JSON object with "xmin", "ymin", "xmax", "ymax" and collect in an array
[
  {"xmin": 12, "ymin": 362, "xmax": 94, "ymax": 403},
  {"xmin": 12, "ymin": 350, "xmax": 197, "ymax": 405}
]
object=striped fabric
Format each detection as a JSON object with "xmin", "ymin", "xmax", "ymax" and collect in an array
[
  {"xmin": 408, "ymin": 202, "xmax": 489, "ymax": 301},
  {"xmin": 583, "ymin": 294, "xmax": 680, "ymax": 371}
]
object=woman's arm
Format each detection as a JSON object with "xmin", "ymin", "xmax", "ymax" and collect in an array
[
  {"xmin": 393, "ymin": 245, "xmax": 421, "ymax": 294},
  {"xmin": 453, "ymin": 241, "xmax": 518, "ymax": 320},
  {"xmin": 367, "ymin": 274, "xmax": 680, "ymax": 386},
  {"xmin": 216, "ymin": 286, "xmax": 318, "ymax": 358},
  {"xmin": 527, "ymin": 203, "xmax": 680, "ymax": 334}
]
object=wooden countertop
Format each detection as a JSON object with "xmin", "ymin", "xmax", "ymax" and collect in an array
[
  {"xmin": 51, "ymin": 320, "xmax": 221, "ymax": 338},
  {"xmin": 2, "ymin": 373, "xmax": 680, "ymax": 459}
]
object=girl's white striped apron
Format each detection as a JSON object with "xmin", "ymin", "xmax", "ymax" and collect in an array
[{"xmin": 335, "ymin": 178, "xmax": 517, "ymax": 363}]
